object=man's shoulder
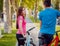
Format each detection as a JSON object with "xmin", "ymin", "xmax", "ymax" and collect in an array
[
  {"xmin": 39, "ymin": 8, "xmax": 58, "ymax": 13},
  {"xmin": 50, "ymin": 8, "xmax": 58, "ymax": 12}
]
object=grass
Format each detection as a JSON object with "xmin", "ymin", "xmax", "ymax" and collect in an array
[
  {"xmin": 56, "ymin": 26, "xmax": 60, "ymax": 30},
  {"xmin": 0, "ymin": 29, "xmax": 17, "ymax": 46},
  {"xmin": 12, "ymin": 20, "xmax": 16, "ymax": 23}
]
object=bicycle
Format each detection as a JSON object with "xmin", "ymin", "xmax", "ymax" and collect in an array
[
  {"xmin": 48, "ymin": 30, "xmax": 60, "ymax": 46},
  {"xmin": 18, "ymin": 27, "xmax": 36, "ymax": 46},
  {"xmin": 38, "ymin": 30, "xmax": 60, "ymax": 46}
]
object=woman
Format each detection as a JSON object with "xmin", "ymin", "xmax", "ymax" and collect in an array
[{"xmin": 16, "ymin": 6, "xmax": 26, "ymax": 46}]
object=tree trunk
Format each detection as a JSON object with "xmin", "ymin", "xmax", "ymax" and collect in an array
[
  {"xmin": 0, "ymin": 0, "xmax": 3, "ymax": 37},
  {"xmin": 3, "ymin": 0, "xmax": 12, "ymax": 33},
  {"xmin": 59, "ymin": 0, "xmax": 60, "ymax": 10},
  {"xmin": 55, "ymin": 0, "xmax": 59, "ymax": 10},
  {"xmin": 34, "ymin": 0, "xmax": 38, "ymax": 22},
  {"xmin": 0, "ymin": 18, "xmax": 2, "ymax": 38}
]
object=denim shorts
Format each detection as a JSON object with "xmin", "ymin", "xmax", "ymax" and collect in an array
[{"xmin": 38, "ymin": 33, "xmax": 53, "ymax": 46}]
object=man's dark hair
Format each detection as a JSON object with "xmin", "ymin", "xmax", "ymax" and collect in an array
[{"xmin": 44, "ymin": 0, "xmax": 51, "ymax": 7}]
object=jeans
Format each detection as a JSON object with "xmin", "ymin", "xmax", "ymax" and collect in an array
[
  {"xmin": 38, "ymin": 33, "xmax": 53, "ymax": 46},
  {"xmin": 16, "ymin": 34, "xmax": 25, "ymax": 46}
]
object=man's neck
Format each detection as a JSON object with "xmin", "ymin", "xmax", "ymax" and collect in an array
[{"xmin": 45, "ymin": 7, "xmax": 50, "ymax": 8}]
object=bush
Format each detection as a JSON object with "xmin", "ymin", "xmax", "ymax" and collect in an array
[{"xmin": 29, "ymin": 15, "xmax": 40, "ymax": 23}]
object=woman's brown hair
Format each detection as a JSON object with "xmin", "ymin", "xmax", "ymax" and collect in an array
[{"xmin": 16, "ymin": 6, "xmax": 24, "ymax": 29}]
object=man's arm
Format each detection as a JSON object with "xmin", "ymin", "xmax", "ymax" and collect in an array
[
  {"xmin": 57, "ymin": 10, "xmax": 60, "ymax": 17},
  {"xmin": 38, "ymin": 12, "xmax": 42, "ymax": 27}
]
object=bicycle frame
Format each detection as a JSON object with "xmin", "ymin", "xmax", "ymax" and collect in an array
[
  {"xmin": 26, "ymin": 32, "xmax": 31, "ymax": 46},
  {"xmin": 26, "ymin": 27, "xmax": 36, "ymax": 46},
  {"xmin": 48, "ymin": 30, "xmax": 60, "ymax": 46}
]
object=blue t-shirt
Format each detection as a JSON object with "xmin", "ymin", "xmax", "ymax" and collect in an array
[{"xmin": 39, "ymin": 8, "xmax": 60, "ymax": 34}]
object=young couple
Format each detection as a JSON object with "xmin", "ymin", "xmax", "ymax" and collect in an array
[{"xmin": 16, "ymin": 0, "xmax": 60, "ymax": 46}]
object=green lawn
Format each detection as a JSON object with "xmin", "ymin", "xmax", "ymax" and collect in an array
[
  {"xmin": 0, "ymin": 29, "xmax": 17, "ymax": 46},
  {"xmin": 56, "ymin": 26, "xmax": 60, "ymax": 31}
]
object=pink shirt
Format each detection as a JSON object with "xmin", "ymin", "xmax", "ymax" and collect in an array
[{"xmin": 16, "ymin": 16, "xmax": 26, "ymax": 35}]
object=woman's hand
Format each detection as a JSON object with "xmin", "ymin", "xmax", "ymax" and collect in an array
[{"xmin": 22, "ymin": 34, "xmax": 26, "ymax": 38}]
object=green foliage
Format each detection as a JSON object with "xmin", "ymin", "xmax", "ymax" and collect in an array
[
  {"xmin": 29, "ymin": 15, "xmax": 40, "ymax": 23},
  {"xmin": 23, "ymin": 0, "xmax": 35, "ymax": 9},
  {"xmin": 38, "ymin": 6, "xmax": 43, "ymax": 11},
  {"xmin": 29, "ymin": 15, "xmax": 35, "ymax": 22},
  {"xmin": 14, "ymin": 0, "xmax": 43, "ymax": 11},
  {"xmin": 55, "ymin": 1, "xmax": 59, "ymax": 10},
  {"xmin": 52, "ymin": 0, "xmax": 60, "ymax": 10},
  {"xmin": 19, "ymin": 0, "xmax": 41, "ymax": 10},
  {"xmin": 0, "ymin": 0, "xmax": 3, "ymax": 13},
  {"xmin": 15, "ymin": 0, "xmax": 20, "ymax": 8}
]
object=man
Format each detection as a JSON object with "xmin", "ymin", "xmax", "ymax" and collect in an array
[{"xmin": 38, "ymin": 0, "xmax": 60, "ymax": 46}]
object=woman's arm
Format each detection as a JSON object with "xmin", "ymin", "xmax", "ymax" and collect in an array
[{"xmin": 19, "ymin": 20, "xmax": 24, "ymax": 36}]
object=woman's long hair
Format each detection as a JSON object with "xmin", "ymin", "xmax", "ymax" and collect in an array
[{"xmin": 16, "ymin": 6, "xmax": 24, "ymax": 29}]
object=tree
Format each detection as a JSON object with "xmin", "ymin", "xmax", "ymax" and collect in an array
[
  {"xmin": 55, "ymin": 0, "xmax": 59, "ymax": 10},
  {"xmin": 52, "ymin": 0, "xmax": 60, "ymax": 10},
  {"xmin": 34, "ymin": 0, "xmax": 42, "ymax": 22},
  {"xmin": 0, "ymin": 0, "xmax": 3, "ymax": 14},
  {"xmin": 0, "ymin": 0, "xmax": 3, "ymax": 37},
  {"xmin": 34, "ymin": 0, "xmax": 38, "ymax": 22},
  {"xmin": 3, "ymin": 0, "xmax": 12, "ymax": 33}
]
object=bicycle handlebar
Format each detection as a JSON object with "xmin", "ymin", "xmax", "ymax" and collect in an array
[
  {"xmin": 27, "ymin": 27, "xmax": 35, "ymax": 35},
  {"xmin": 27, "ymin": 27, "xmax": 35, "ymax": 31}
]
